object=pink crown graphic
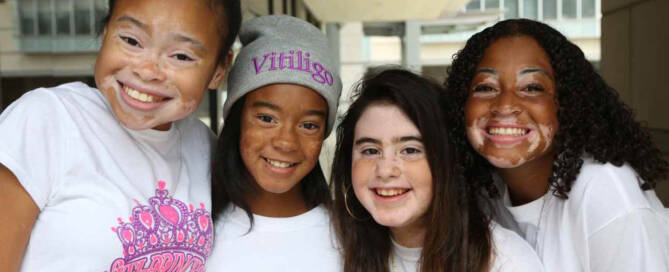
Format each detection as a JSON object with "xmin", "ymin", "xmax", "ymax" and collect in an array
[{"xmin": 110, "ymin": 181, "xmax": 213, "ymax": 265}]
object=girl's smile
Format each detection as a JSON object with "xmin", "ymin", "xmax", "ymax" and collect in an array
[
  {"xmin": 94, "ymin": 0, "xmax": 227, "ymax": 131},
  {"xmin": 352, "ymin": 104, "xmax": 432, "ymax": 230},
  {"xmin": 239, "ymin": 84, "xmax": 327, "ymax": 196},
  {"xmin": 465, "ymin": 35, "xmax": 558, "ymax": 169}
]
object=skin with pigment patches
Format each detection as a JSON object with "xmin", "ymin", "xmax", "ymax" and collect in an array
[{"xmin": 94, "ymin": 0, "xmax": 228, "ymax": 131}]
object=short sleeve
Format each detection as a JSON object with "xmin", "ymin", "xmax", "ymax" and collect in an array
[
  {"xmin": 0, "ymin": 89, "xmax": 70, "ymax": 209},
  {"xmin": 588, "ymin": 209, "xmax": 669, "ymax": 272}
]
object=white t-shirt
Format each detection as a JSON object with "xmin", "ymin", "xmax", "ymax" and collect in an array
[
  {"xmin": 390, "ymin": 222, "xmax": 544, "ymax": 272},
  {"xmin": 0, "ymin": 82, "xmax": 216, "ymax": 272},
  {"xmin": 492, "ymin": 157, "xmax": 669, "ymax": 272},
  {"xmin": 206, "ymin": 204, "xmax": 341, "ymax": 271}
]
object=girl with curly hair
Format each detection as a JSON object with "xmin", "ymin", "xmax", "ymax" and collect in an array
[
  {"xmin": 445, "ymin": 19, "xmax": 669, "ymax": 272},
  {"xmin": 331, "ymin": 68, "xmax": 543, "ymax": 272}
]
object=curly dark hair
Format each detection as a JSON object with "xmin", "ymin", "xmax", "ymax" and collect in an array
[{"xmin": 444, "ymin": 19, "xmax": 668, "ymax": 198}]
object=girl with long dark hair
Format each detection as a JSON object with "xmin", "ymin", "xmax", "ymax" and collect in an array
[
  {"xmin": 207, "ymin": 15, "xmax": 343, "ymax": 271},
  {"xmin": 331, "ymin": 68, "xmax": 542, "ymax": 272},
  {"xmin": 445, "ymin": 19, "xmax": 669, "ymax": 271}
]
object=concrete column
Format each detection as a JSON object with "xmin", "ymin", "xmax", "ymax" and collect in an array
[
  {"xmin": 326, "ymin": 22, "xmax": 341, "ymax": 69},
  {"xmin": 601, "ymin": 0, "xmax": 669, "ymax": 205},
  {"xmin": 401, "ymin": 20, "xmax": 421, "ymax": 73}
]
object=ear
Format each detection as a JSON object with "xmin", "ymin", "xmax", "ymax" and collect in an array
[{"xmin": 207, "ymin": 50, "xmax": 234, "ymax": 90}]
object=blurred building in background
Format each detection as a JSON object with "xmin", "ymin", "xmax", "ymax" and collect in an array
[{"xmin": 0, "ymin": 0, "xmax": 667, "ymax": 203}]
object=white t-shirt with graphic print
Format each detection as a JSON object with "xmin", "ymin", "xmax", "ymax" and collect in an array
[{"xmin": 0, "ymin": 82, "xmax": 216, "ymax": 272}]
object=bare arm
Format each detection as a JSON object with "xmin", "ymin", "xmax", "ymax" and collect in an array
[{"xmin": 0, "ymin": 163, "xmax": 39, "ymax": 272}]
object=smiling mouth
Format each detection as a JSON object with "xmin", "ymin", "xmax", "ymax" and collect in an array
[
  {"xmin": 263, "ymin": 157, "xmax": 299, "ymax": 168},
  {"xmin": 120, "ymin": 82, "xmax": 170, "ymax": 103},
  {"xmin": 374, "ymin": 188, "xmax": 410, "ymax": 197},
  {"xmin": 486, "ymin": 127, "xmax": 530, "ymax": 136}
]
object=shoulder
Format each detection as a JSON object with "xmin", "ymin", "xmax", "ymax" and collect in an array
[
  {"xmin": 3, "ymin": 82, "xmax": 106, "ymax": 118},
  {"xmin": 176, "ymin": 115, "xmax": 216, "ymax": 146},
  {"xmin": 565, "ymin": 157, "xmax": 666, "ymax": 234},
  {"xmin": 570, "ymin": 157, "xmax": 656, "ymax": 213},
  {"xmin": 490, "ymin": 222, "xmax": 544, "ymax": 271}
]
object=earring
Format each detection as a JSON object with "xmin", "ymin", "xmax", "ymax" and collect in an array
[{"xmin": 343, "ymin": 184, "xmax": 368, "ymax": 221}]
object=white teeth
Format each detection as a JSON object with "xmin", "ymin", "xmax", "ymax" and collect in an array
[
  {"xmin": 488, "ymin": 127, "xmax": 527, "ymax": 136},
  {"xmin": 266, "ymin": 158, "xmax": 293, "ymax": 168},
  {"xmin": 375, "ymin": 188, "xmax": 408, "ymax": 197},
  {"xmin": 123, "ymin": 86, "xmax": 158, "ymax": 103}
]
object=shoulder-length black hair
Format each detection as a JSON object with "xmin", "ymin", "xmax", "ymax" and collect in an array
[
  {"xmin": 331, "ymin": 68, "xmax": 492, "ymax": 272},
  {"xmin": 445, "ymin": 19, "xmax": 668, "ymax": 198},
  {"xmin": 211, "ymin": 95, "xmax": 331, "ymax": 223}
]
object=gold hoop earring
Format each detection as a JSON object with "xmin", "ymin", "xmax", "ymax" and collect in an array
[{"xmin": 343, "ymin": 184, "xmax": 367, "ymax": 221}]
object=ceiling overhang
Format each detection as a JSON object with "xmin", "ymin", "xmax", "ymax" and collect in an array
[{"xmin": 301, "ymin": 0, "xmax": 472, "ymax": 22}]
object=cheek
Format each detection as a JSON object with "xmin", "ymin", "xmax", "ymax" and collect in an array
[
  {"xmin": 239, "ymin": 124, "xmax": 265, "ymax": 161},
  {"xmin": 351, "ymin": 158, "xmax": 374, "ymax": 191},
  {"xmin": 300, "ymin": 137, "xmax": 324, "ymax": 160},
  {"xmin": 406, "ymin": 160, "xmax": 433, "ymax": 204}
]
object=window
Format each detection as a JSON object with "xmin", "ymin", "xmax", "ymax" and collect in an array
[
  {"xmin": 543, "ymin": 0, "xmax": 557, "ymax": 19},
  {"xmin": 562, "ymin": 0, "xmax": 577, "ymax": 19},
  {"xmin": 56, "ymin": 0, "xmax": 71, "ymax": 35},
  {"xmin": 37, "ymin": 0, "xmax": 51, "ymax": 35},
  {"xmin": 485, "ymin": 0, "xmax": 500, "ymax": 9},
  {"xmin": 18, "ymin": 0, "xmax": 107, "ymax": 36},
  {"xmin": 466, "ymin": 0, "xmax": 481, "ymax": 11},
  {"xmin": 523, "ymin": 0, "xmax": 538, "ymax": 19},
  {"xmin": 582, "ymin": 0, "xmax": 596, "ymax": 18},
  {"xmin": 19, "ymin": 0, "xmax": 36, "ymax": 35},
  {"xmin": 504, "ymin": 0, "xmax": 519, "ymax": 19}
]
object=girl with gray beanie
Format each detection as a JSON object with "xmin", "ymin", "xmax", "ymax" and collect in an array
[{"xmin": 206, "ymin": 15, "xmax": 342, "ymax": 271}]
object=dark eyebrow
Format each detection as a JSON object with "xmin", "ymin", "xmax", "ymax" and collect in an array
[
  {"xmin": 395, "ymin": 136, "xmax": 422, "ymax": 144},
  {"xmin": 520, "ymin": 68, "xmax": 552, "ymax": 78},
  {"xmin": 117, "ymin": 15, "xmax": 146, "ymax": 30},
  {"xmin": 475, "ymin": 68, "xmax": 498, "ymax": 75},
  {"xmin": 171, "ymin": 34, "xmax": 206, "ymax": 53},
  {"xmin": 304, "ymin": 110, "xmax": 327, "ymax": 118},
  {"xmin": 252, "ymin": 101, "xmax": 280, "ymax": 111},
  {"xmin": 354, "ymin": 137, "xmax": 381, "ymax": 146}
]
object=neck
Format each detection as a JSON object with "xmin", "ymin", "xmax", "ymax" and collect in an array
[
  {"xmin": 246, "ymin": 182, "xmax": 309, "ymax": 217},
  {"xmin": 390, "ymin": 218, "xmax": 426, "ymax": 248},
  {"xmin": 497, "ymin": 150, "xmax": 555, "ymax": 206}
]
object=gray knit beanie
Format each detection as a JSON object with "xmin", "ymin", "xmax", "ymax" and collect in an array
[{"xmin": 223, "ymin": 15, "xmax": 342, "ymax": 136}]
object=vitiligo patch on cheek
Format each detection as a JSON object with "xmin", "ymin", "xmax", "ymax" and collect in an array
[
  {"xmin": 539, "ymin": 124, "xmax": 554, "ymax": 153},
  {"xmin": 466, "ymin": 117, "xmax": 487, "ymax": 150},
  {"xmin": 526, "ymin": 126, "xmax": 540, "ymax": 153}
]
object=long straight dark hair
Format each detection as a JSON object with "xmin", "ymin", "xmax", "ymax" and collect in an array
[
  {"xmin": 331, "ymin": 68, "xmax": 492, "ymax": 272},
  {"xmin": 211, "ymin": 96, "xmax": 331, "ymax": 224}
]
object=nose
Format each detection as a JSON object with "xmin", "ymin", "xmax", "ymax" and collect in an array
[
  {"xmin": 132, "ymin": 56, "xmax": 166, "ymax": 82},
  {"xmin": 490, "ymin": 89, "xmax": 521, "ymax": 116},
  {"xmin": 375, "ymin": 154, "xmax": 400, "ymax": 180},
  {"xmin": 271, "ymin": 125, "xmax": 299, "ymax": 153}
]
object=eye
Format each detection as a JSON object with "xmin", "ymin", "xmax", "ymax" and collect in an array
[
  {"xmin": 120, "ymin": 35, "xmax": 141, "ymax": 47},
  {"xmin": 173, "ymin": 53, "xmax": 195, "ymax": 62},
  {"xmin": 402, "ymin": 147, "xmax": 421, "ymax": 154},
  {"xmin": 300, "ymin": 122, "xmax": 320, "ymax": 130},
  {"xmin": 472, "ymin": 84, "xmax": 495, "ymax": 92},
  {"xmin": 523, "ymin": 84, "xmax": 545, "ymax": 92},
  {"xmin": 361, "ymin": 148, "xmax": 380, "ymax": 156},
  {"xmin": 256, "ymin": 114, "xmax": 277, "ymax": 124},
  {"xmin": 400, "ymin": 147, "xmax": 422, "ymax": 155}
]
